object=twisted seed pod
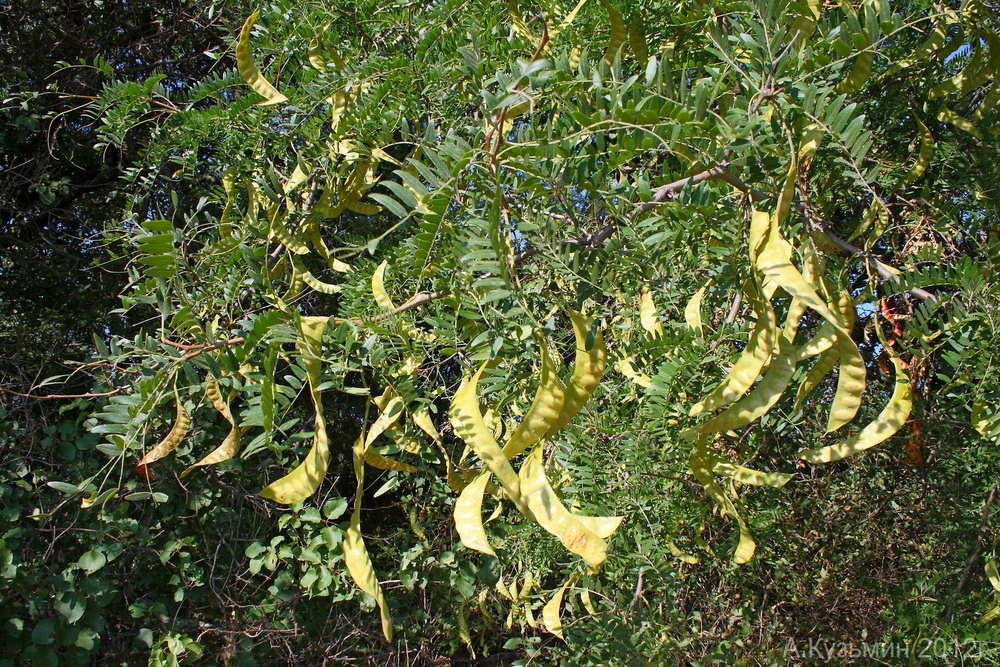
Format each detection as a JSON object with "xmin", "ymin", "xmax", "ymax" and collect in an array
[
  {"xmin": 344, "ymin": 428, "xmax": 394, "ymax": 641},
  {"xmin": 799, "ymin": 356, "xmax": 912, "ymax": 463},
  {"xmin": 690, "ymin": 281, "xmax": 776, "ymax": 417},
  {"xmin": 599, "ymin": 0, "xmax": 627, "ymax": 64},
  {"xmin": 371, "ymin": 260, "xmax": 395, "ymax": 310},
  {"xmin": 542, "ymin": 310, "xmax": 606, "ymax": 438},
  {"xmin": 236, "ymin": 11, "xmax": 287, "ymax": 106},
  {"xmin": 799, "ymin": 357, "xmax": 913, "ymax": 463},
  {"xmin": 698, "ymin": 335, "xmax": 799, "ymax": 434},
  {"xmin": 884, "ymin": 19, "xmax": 948, "ymax": 77},
  {"xmin": 904, "ymin": 118, "xmax": 935, "ymax": 184},
  {"xmin": 542, "ymin": 579, "xmax": 571, "ymax": 639},
  {"xmin": 937, "ymin": 107, "xmax": 983, "ymax": 140},
  {"xmin": 450, "ymin": 361, "xmax": 530, "ymax": 516},
  {"xmin": 638, "ymin": 286, "xmax": 664, "ymax": 337},
  {"xmin": 259, "ymin": 316, "xmax": 331, "ymax": 503},
  {"xmin": 292, "ymin": 257, "xmax": 341, "ymax": 294},
  {"xmin": 136, "ymin": 386, "xmax": 191, "ymax": 477},
  {"xmin": 753, "ymin": 210, "xmax": 866, "ymax": 433},
  {"xmin": 454, "ymin": 471, "xmax": 496, "ymax": 556},
  {"xmin": 180, "ymin": 379, "xmax": 241, "ymax": 478},
  {"xmin": 689, "ymin": 436, "xmax": 755, "ymax": 564},
  {"xmin": 503, "ymin": 338, "xmax": 566, "ymax": 458},
  {"xmin": 685, "ymin": 282, "xmax": 709, "ymax": 335},
  {"xmin": 834, "ymin": 41, "xmax": 873, "ymax": 95},
  {"xmin": 362, "ymin": 390, "xmax": 417, "ymax": 473},
  {"xmin": 519, "ymin": 445, "xmax": 609, "ymax": 566},
  {"xmin": 711, "ymin": 456, "xmax": 792, "ymax": 488}
]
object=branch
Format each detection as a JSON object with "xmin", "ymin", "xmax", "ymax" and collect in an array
[
  {"xmin": 0, "ymin": 386, "xmax": 125, "ymax": 401},
  {"xmin": 161, "ymin": 337, "xmax": 247, "ymax": 361},
  {"xmin": 944, "ymin": 483, "xmax": 998, "ymax": 621},
  {"xmin": 513, "ymin": 164, "xmax": 731, "ymax": 264},
  {"xmin": 337, "ymin": 290, "xmax": 453, "ymax": 327},
  {"xmin": 717, "ymin": 169, "xmax": 937, "ymax": 303}
]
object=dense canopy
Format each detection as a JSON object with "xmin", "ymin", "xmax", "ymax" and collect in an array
[{"xmin": 2, "ymin": 0, "xmax": 999, "ymax": 663}]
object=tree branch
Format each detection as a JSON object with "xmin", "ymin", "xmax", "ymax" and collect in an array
[{"xmin": 0, "ymin": 386, "xmax": 125, "ymax": 401}]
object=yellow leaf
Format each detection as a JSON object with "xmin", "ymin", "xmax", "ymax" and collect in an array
[{"xmin": 235, "ymin": 11, "xmax": 287, "ymax": 106}]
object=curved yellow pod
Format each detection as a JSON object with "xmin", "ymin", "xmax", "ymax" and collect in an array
[
  {"xmin": 543, "ymin": 311, "xmax": 607, "ymax": 439},
  {"xmin": 450, "ymin": 362, "xmax": 530, "ymax": 516},
  {"xmin": 690, "ymin": 281, "xmax": 776, "ymax": 417},
  {"xmin": 573, "ymin": 514, "xmax": 624, "ymax": 539},
  {"xmin": 454, "ymin": 471, "xmax": 496, "ymax": 556},
  {"xmin": 792, "ymin": 348, "xmax": 840, "ymax": 415},
  {"xmin": 519, "ymin": 445, "xmax": 609, "ymax": 566},
  {"xmin": 834, "ymin": 40, "xmax": 873, "ymax": 95},
  {"xmin": 638, "ymin": 286, "xmax": 664, "ymax": 337},
  {"xmin": 136, "ymin": 385, "xmax": 190, "ymax": 477},
  {"xmin": 689, "ymin": 436, "xmax": 755, "ymax": 564},
  {"xmin": 904, "ymin": 118, "xmax": 935, "ymax": 184},
  {"xmin": 614, "ymin": 356, "xmax": 653, "ymax": 389},
  {"xmin": 685, "ymin": 283, "xmax": 709, "ymax": 335},
  {"xmin": 799, "ymin": 356, "xmax": 912, "ymax": 464},
  {"xmin": 181, "ymin": 378, "xmax": 241, "ymax": 478},
  {"xmin": 259, "ymin": 316, "xmax": 330, "ymax": 503},
  {"xmin": 542, "ymin": 580, "xmax": 570, "ymax": 640},
  {"xmin": 292, "ymin": 257, "xmax": 341, "ymax": 294},
  {"xmin": 711, "ymin": 456, "xmax": 792, "ymax": 489},
  {"xmin": 371, "ymin": 260, "xmax": 395, "ymax": 310},
  {"xmin": 503, "ymin": 339, "xmax": 566, "ymax": 458},
  {"xmin": 344, "ymin": 433, "xmax": 394, "ymax": 641},
  {"xmin": 236, "ymin": 11, "xmax": 287, "ymax": 106},
  {"xmin": 753, "ymin": 210, "xmax": 866, "ymax": 432},
  {"xmin": 698, "ymin": 335, "xmax": 798, "ymax": 434}
]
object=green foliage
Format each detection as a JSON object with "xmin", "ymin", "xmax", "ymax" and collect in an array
[{"xmin": 3, "ymin": 0, "xmax": 1000, "ymax": 663}]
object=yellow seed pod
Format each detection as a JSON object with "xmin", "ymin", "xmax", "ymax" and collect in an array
[
  {"xmin": 503, "ymin": 338, "xmax": 566, "ymax": 458},
  {"xmin": 136, "ymin": 385, "xmax": 191, "ymax": 477},
  {"xmin": 235, "ymin": 11, "xmax": 287, "ymax": 106},
  {"xmin": 542, "ymin": 310, "xmax": 606, "ymax": 439}
]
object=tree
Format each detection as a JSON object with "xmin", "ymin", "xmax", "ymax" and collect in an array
[{"xmin": 11, "ymin": 0, "xmax": 1000, "ymax": 663}]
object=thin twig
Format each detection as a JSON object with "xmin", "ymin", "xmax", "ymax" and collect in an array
[
  {"xmin": 944, "ymin": 483, "xmax": 998, "ymax": 621},
  {"xmin": 0, "ymin": 386, "xmax": 125, "ymax": 401}
]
